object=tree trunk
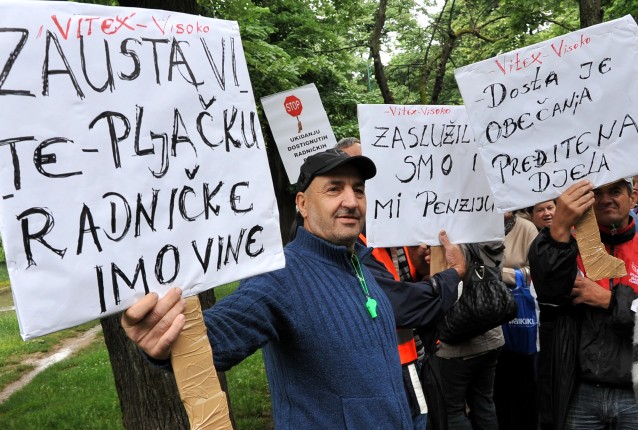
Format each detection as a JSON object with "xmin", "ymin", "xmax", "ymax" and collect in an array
[
  {"xmin": 429, "ymin": 1, "xmax": 456, "ymax": 104},
  {"xmin": 262, "ymin": 131, "xmax": 297, "ymax": 245},
  {"xmin": 102, "ymin": 289, "xmax": 235, "ymax": 430},
  {"xmin": 418, "ymin": 0, "xmax": 448, "ymax": 104},
  {"xmin": 100, "ymin": 2, "xmax": 235, "ymax": 429},
  {"xmin": 101, "ymin": 314, "xmax": 190, "ymax": 429},
  {"xmin": 369, "ymin": 0, "xmax": 395, "ymax": 104},
  {"xmin": 430, "ymin": 30, "xmax": 456, "ymax": 104},
  {"xmin": 579, "ymin": 0, "xmax": 603, "ymax": 28}
]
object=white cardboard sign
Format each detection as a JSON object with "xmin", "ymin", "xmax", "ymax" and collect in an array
[
  {"xmin": 358, "ymin": 104, "xmax": 504, "ymax": 247},
  {"xmin": 0, "ymin": 1, "xmax": 285, "ymax": 339},
  {"xmin": 455, "ymin": 16, "xmax": 638, "ymax": 212},
  {"xmin": 261, "ymin": 83, "xmax": 337, "ymax": 184}
]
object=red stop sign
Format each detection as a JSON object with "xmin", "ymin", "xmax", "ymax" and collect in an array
[{"xmin": 284, "ymin": 95, "xmax": 303, "ymax": 117}]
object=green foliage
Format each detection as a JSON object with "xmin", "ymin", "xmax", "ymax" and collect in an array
[
  {"xmin": 604, "ymin": 0, "xmax": 638, "ymax": 21},
  {"xmin": 197, "ymin": 0, "xmax": 377, "ymax": 139}
]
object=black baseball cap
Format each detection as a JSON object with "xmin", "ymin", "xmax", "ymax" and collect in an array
[{"xmin": 296, "ymin": 148, "xmax": 377, "ymax": 192}]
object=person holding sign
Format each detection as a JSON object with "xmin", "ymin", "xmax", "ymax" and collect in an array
[
  {"xmin": 529, "ymin": 178, "xmax": 638, "ymax": 429},
  {"xmin": 333, "ymin": 137, "xmax": 463, "ymax": 430},
  {"xmin": 122, "ymin": 149, "xmax": 466, "ymax": 429}
]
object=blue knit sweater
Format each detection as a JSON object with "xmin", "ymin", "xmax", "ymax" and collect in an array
[{"xmin": 204, "ymin": 228, "xmax": 412, "ymax": 429}]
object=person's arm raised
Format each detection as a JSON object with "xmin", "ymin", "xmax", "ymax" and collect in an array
[{"xmin": 121, "ymin": 287, "xmax": 186, "ymax": 360}]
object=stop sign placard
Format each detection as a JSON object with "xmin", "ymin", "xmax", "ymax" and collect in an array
[{"xmin": 284, "ymin": 95, "xmax": 303, "ymax": 117}]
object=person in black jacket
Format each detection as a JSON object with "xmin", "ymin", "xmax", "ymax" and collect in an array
[{"xmin": 529, "ymin": 178, "xmax": 638, "ymax": 430}]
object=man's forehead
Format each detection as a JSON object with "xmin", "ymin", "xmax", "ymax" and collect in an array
[
  {"xmin": 595, "ymin": 180, "xmax": 628, "ymax": 192},
  {"xmin": 314, "ymin": 165, "xmax": 365, "ymax": 183}
]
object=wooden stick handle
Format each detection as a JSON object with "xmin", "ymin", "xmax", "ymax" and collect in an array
[
  {"xmin": 171, "ymin": 296, "xmax": 232, "ymax": 430},
  {"xmin": 574, "ymin": 206, "xmax": 626, "ymax": 281},
  {"xmin": 429, "ymin": 245, "xmax": 447, "ymax": 276}
]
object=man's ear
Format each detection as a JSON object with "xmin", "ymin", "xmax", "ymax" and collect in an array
[{"xmin": 296, "ymin": 192, "xmax": 307, "ymax": 218}]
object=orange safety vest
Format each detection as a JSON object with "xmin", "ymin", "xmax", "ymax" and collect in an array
[{"xmin": 359, "ymin": 234, "xmax": 418, "ymax": 365}]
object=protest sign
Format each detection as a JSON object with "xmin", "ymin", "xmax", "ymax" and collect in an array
[
  {"xmin": 358, "ymin": 104, "xmax": 503, "ymax": 247},
  {"xmin": 261, "ymin": 83, "xmax": 337, "ymax": 183},
  {"xmin": 455, "ymin": 16, "xmax": 638, "ymax": 212},
  {"xmin": 0, "ymin": 1, "xmax": 284, "ymax": 340}
]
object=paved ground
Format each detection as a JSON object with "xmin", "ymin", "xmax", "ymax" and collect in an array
[{"xmin": 0, "ymin": 325, "xmax": 102, "ymax": 404}]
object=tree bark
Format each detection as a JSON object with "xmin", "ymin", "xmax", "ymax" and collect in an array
[
  {"xmin": 102, "ymin": 289, "xmax": 236, "ymax": 430},
  {"xmin": 419, "ymin": 0, "xmax": 448, "ymax": 104},
  {"xmin": 369, "ymin": 0, "xmax": 395, "ymax": 104},
  {"xmin": 101, "ymin": 314, "xmax": 190, "ymax": 429},
  {"xmin": 100, "ymin": 2, "xmax": 235, "ymax": 429},
  {"xmin": 430, "ymin": 30, "xmax": 456, "ymax": 104},
  {"xmin": 579, "ymin": 0, "xmax": 603, "ymax": 28},
  {"xmin": 263, "ymin": 132, "xmax": 297, "ymax": 245},
  {"xmin": 430, "ymin": 1, "xmax": 456, "ymax": 104}
]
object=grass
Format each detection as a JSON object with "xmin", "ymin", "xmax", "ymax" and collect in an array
[
  {"xmin": 0, "ymin": 333, "xmax": 123, "ymax": 430},
  {"xmin": 0, "ymin": 282, "xmax": 273, "ymax": 429},
  {"xmin": 227, "ymin": 351, "xmax": 273, "ymax": 430},
  {"xmin": 0, "ymin": 311, "xmax": 97, "ymax": 390},
  {"xmin": 0, "ymin": 264, "xmax": 9, "ymax": 288},
  {"xmin": 213, "ymin": 283, "xmax": 274, "ymax": 429}
]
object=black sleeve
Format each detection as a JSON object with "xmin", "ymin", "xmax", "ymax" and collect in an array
[
  {"xmin": 609, "ymin": 284, "xmax": 638, "ymax": 339},
  {"xmin": 365, "ymin": 253, "xmax": 460, "ymax": 329},
  {"xmin": 528, "ymin": 228, "xmax": 579, "ymax": 307}
]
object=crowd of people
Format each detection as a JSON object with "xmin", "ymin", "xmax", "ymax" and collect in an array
[{"xmin": 121, "ymin": 137, "xmax": 638, "ymax": 429}]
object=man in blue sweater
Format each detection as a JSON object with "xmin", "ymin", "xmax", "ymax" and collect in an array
[{"xmin": 122, "ymin": 148, "xmax": 465, "ymax": 429}]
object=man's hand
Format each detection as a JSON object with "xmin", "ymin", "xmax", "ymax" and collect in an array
[
  {"xmin": 551, "ymin": 180, "xmax": 594, "ymax": 243},
  {"xmin": 571, "ymin": 275, "xmax": 611, "ymax": 309},
  {"xmin": 439, "ymin": 230, "xmax": 466, "ymax": 278},
  {"xmin": 121, "ymin": 287, "xmax": 187, "ymax": 360},
  {"xmin": 406, "ymin": 244, "xmax": 430, "ymax": 278}
]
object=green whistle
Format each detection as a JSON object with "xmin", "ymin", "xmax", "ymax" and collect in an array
[{"xmin": 365, "ymin": 297, "xmax": 378, "ymax": 319}]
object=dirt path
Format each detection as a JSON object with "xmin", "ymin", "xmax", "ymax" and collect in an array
[{"xmin": 0, "ymin": 325, "xmax": 102, "ymax": 404}]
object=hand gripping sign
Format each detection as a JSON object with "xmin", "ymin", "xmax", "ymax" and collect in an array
[
  {"xmin": 0, "ymin": 2, "xmax": 285, "ymax": 427},
  {"xmin": 456, "ymin": 16, "xmax": 638, "ymax": 279}
]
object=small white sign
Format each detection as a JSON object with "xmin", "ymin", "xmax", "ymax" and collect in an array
[
  {"xmin": 261, "ymin": 83, "xmax": 337, "ymax": 184},
  {"xmin": 358, "ymin": 104, "xmax": 504, "ymax": 247},
  {"xmin": 455, "ymin": 16, "xmax": 638, "ymax": 211},
  {"xmin": 0, "ymin": 2, "xmax": 285, "ymax": 339}
]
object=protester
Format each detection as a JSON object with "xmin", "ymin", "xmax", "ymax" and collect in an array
[
  {"xmin": 528, "ymin": 200, "xmax": 556, "ymax": 230},
  {"xmin": 529, "ymin": 178, "xmax": 638, "ymax": 429},
  {"xmin": 434, "ymin": 241, "xmax": 505, "ymax": 430},
  {"xmin": 334, "ymin": 137, "xmax": 460, "ymax": 429},
  {"xmin": 494, "ymin": 211, "xmax": 539, "ymax": 430},
  {"xmin": 122, "ymin": 148, "xmax": 466, "ymax": 429},
  {"xmin": 335, "ymin": 136, "xmax": 361, "ymax": 156},
  {"xmin": 525, "ymin": 200, "xmax": 557, "ymax": 429}
]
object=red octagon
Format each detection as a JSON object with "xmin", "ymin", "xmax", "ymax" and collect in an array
[{"xmin": 284, "ymin": 95, "xmax": 303, "ymax": 117}]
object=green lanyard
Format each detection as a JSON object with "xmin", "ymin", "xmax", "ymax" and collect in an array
[{"xmin": 351, "ymin": 253, "xmax": 378, "ymax": 319}]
